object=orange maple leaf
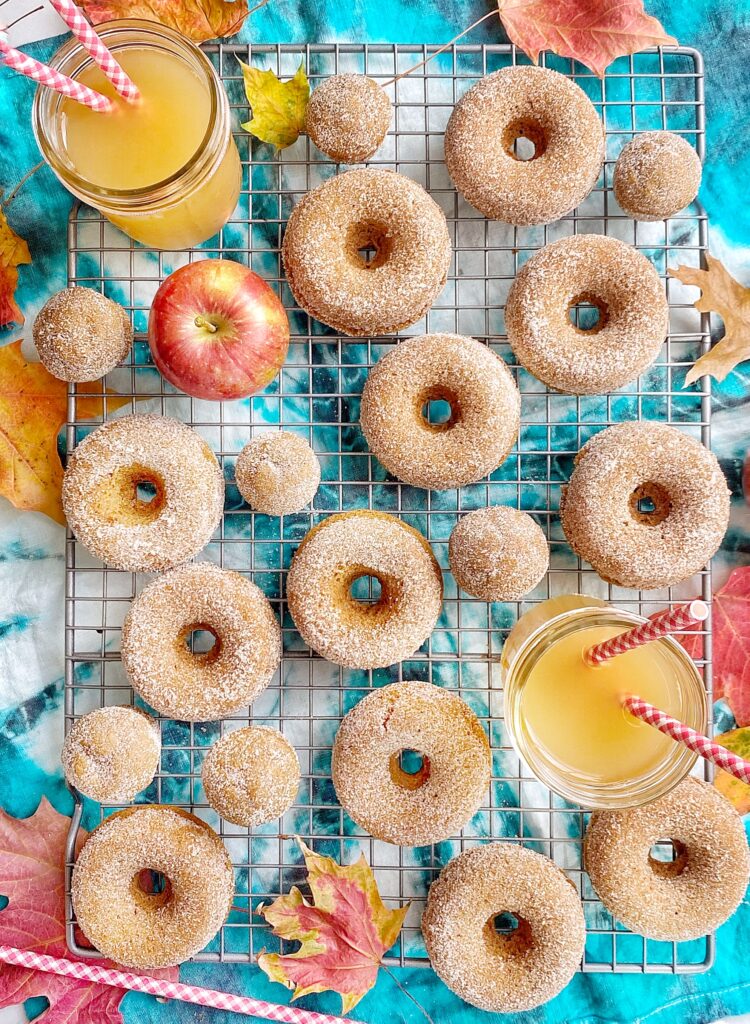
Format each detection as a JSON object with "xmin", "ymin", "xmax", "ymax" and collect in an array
[
  {"xmin": 0, "ymin": 208, "xmax": 31, "ymax": 328},
  {"xmin": 79, "ymin": 0, "xmax": 250, "ymax": 42}
]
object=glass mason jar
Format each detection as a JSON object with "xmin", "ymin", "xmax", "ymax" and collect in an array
[
  {"xmin": 502, "ymin": 596, "xmax": 708, "ymax": 809},
  {"xmin": 33, "ymin": 20, "xmax": 241, "ymax": 249}
]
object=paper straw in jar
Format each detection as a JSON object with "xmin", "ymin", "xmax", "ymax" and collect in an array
[
  {"xmin": 48, "ymin": 0, "xmax": 139, "ymax": 102},
  {"xmin": 585, "ymin": 600, "xmax": 709, "ymax": 666},
  {"xmin": 0, "ymin": 29, "xmax": 112, "ymax": 111}
]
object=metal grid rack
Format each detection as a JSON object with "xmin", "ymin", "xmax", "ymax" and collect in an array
[{"xmin": 64, "ymin": 43, "xmax": 714, "ymax": 975}]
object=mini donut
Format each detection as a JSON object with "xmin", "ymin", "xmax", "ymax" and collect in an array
[
  {"xmin": 235, "ymin": 432, "xmax": 320, "ymax": 516},
  {"xmin": 560, "ymin": 421, "xmax": 730, "ymax": 589},
  {"xmin": 422, "ymin": 844, "xmax": 586, "ymax": 1012},
  {"xmin": 62, "ymin": 415, "xmax": 224, "ymax": 573},
  {"xmin": 445, "ymin": 66, "xmax": 604, "ymax": 225},
  {"xmin": 614, "ymin": 132, "xmax": 702, "ymax": 221},
  {"xmin": 282, "ymin": 168, "xmax": 451, "ymax": 336},
  {"xmin": 506, "ymin": 235, "xmax": 668, "ymax": 394},
  {"xmin": 72, "ymin": 805, "xmax": 234, "ymax": 969},
  {"xmin": 286, "ymin": 511, "xmax": 443, "ymax": 669},
  {"xmin": 305, "ymin": 74, "xmax": 392, "ymax": 163},
  {"xmin": 449, "ymin": 506, "xmax": 549, "ymax": 601},
  {"xmin": 584, "ymin": 778, "xmax": 750, "ymax": 941},
  {"xmin": 360, "ymin": 334, "xmax": 520, "ymax": 489},
  {"xmin": 121, "ymin": 562, "xmax": 281, "ymax": 722},
  {"xmin": 201, "ymin": 725, "xmax": 300, "ymax": 826},
  {"xmin": 62, "ymin": 706, "xmax": 160, "ymax": 803},
  {"xmin": 33, "ymin": 287, "xmax": 132, "ymax": 382},
  {"xmin": 332, "ymin": 681, "xmax": 490, "ymax": 845}
]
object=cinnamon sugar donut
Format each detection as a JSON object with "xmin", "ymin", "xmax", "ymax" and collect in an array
[
  {"xmin": 449, "ymin": 506, "xmax": 549, "ymax": 600},
  {"xmin": 62, "ymin": 706, "xmax": 160, "ymax": 803},
  {"xmin": 121, "ymin": 563, "xmax": 281, "ymax": 722},
  {"xmin": 282, "ymin": 168, "xmax": 451, "ymax": 336},
  {"xmin": 72, "ymin": 805, "xmax": 234, "ymax": 969},
  {"xmin": 360, "ymin": 334, "xmax": 520, "ymax": 489},
  {"xmin": 332, "ymin": 682, "xmax": 490, "ymax": 845},
  {"xmin": 506, "ymin": 235, "xmax": 668, "ymax": 394},
  {"xmin": 306, "ymin": 75, "xmax": 392, "ymax": 163},
  {"xmin": 33, "ymin": 287, "xmax": 132, "ymax": 382},
  {"xmin": 422, "ymin": 844, "xmax": 586, "ymax": 1011},
  {"xmin": 62, "ymin": 415, "xmax": 224, "ymax": 572},
  {"xmin": 584, "ymin": 778, "xmax": 750, "ymax": 941},
  {"xmin": 560, "ymin": 422, "xmax": 730, "ymax": 589},
  {"xmin": 445, "ymin": 66, "xmax": 604, "ymax": 225},
  {"xmin": 235, "ymin": 432, "xmax": 320, "ymax": 516},
  {"xmin": 286, "ymin": 511, "xmax": 443, "ymax": 669},
  {"xmin": 614, "ymin": 132, "xmax": 702, "ymax": 221}
]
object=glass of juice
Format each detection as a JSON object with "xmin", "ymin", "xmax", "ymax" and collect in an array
[
  {"xmin": 33, "ymin": 20, "xmax": 241, "ymax": 249},
  {"xmin": 502, "ymin": 596, "xmax": 708, "ymax": 809}
]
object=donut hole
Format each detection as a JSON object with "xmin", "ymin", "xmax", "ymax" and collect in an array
[
  {"xmin": 91, "ymin": 464, "xmax": 166, "ymax": 526},
  {"xmin": 180, "ymin": 622, "xmax": 222, "ymax": 664},
  {"xmin": 346, "ymin": 220, "xmax": 392, "ymax": 270},
  {"xmin": 131, "ymin": 868, "xmax": 172, "ymax": 908},
  {"xmin": 648, "ymin": 839, "xmax": 689, "ymax": 878},
  {"xmin": 485, "ymin": 911, "xmax": 533, "ymax": 955},
  {"xmin": 337, "ymin": 566, "xmax": 400, "ymax": 624},
  {"xmin": 388, "ymin": 748, "xmax": 431, "ymax": 790},
  {"xmin": 417, "ymin": 386, "xmax": 461, "ymax": 433},
  {"xmin": 567, "ymin": 292, "xmax": 609, "ymax": 335},
  {"xmin": 502, "ymin": 118, "xmax": 547, "ymax": 161},
  {"xmin": 349, "ymin": 573, "xmax": 383, "ymax": 605},
  {"xmin": 629, "ymin": 482, "xmax": 672, "ymax": 526}
]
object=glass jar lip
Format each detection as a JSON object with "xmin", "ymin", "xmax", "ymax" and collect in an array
[{"xmin": 32, "ymin": 18, "xmax": 224, "ymax": 206}]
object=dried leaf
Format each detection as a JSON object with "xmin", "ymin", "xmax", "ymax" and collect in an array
[
  {"xmin": 669, "ymin": 256, "xmax": 750, "ymax": 385},
  {"xmin": 713, "ymin": 728, "xmax": 750, "ymax": 814},
  {"xmin": 257, "ymin": 838, "xmax": 408, "ymax": 1014},
  {"xmin": 0, "ymin": 208, "xmax": 31, "ymax": 328},
  {"xmin": 79, "ymin": 0, "xmax": 250, "ymax": 43},
  {"xmin": 240, "ymin": 62, "xmax": 310, "ymax": 150},
  {"xmin": 497, "ymin": 0, "xmax": 677, "ymax": 78}
]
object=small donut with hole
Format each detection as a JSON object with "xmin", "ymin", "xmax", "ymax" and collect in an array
[
  {"xmin": 560, "ymin": 421, "xmax": 730, "ymax": 590},
  {"xmin": 505, "ymin": 235, "xmax": 669, "ymax": 395}
]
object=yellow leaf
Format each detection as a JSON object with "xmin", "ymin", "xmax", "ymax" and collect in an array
[
  {"xmin": 0, "ymin": 208, "xmax": 31, "ymax": 327},
  {"xmin": 668, "ymin": 255, "xmax": 750, "ymax": 385},
  {"xmin": 714, "ymin": 727, "xmax": 750, "ymax": 815},
  {"xmin": 240, "ymin": 62, "xmax": 310, "ymax": 150}
]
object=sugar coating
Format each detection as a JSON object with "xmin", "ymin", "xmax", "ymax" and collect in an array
[
  {"xmin": 201, "ymin": 725, "xmax": 300, "ymax": 827},
  {"xmin": 584, "ymin": 778, "xmax": 750, "ymax": 941},
  {"xmin": 121, "ymin": 562, "xmax": 281, "ymax": 722},
  {"xmin": 286, "ymin": 510, "xmax": 443, "ymax": 669},
  {"xmin": 560, "ymin": 421, "xmax": 730, "ymax": 590},
  {"xmin": 72, "ymin": 806, "xmax": 234, "ymax": 969},
  {"xmin": 445, "ymin": 66, "xmax": 604, "ymax": 225},
  {"xmin": 61, "ymin": 705, "xmax": 160, "ymax": 803},
  {"xmin": 449, "ymin": 506, "xmax": 549, "ymax": 601},
  {"xmin": 282, "ymin": 168, "xmax": 451, "ymax": 336},
  {"xmin": 332, "ymin": 681, "xmax": 490, "ymax": 846},
  {"xmin": 614, "ymin": 131, "xmax": 702, "ymax": 221},
  {"xmin": 360, "ymin": 334, "xmax": 520, "ymax": 490},
  {"xmin": 306, "ymin": 74, "xmax": 392, "ymax": 163},
  {"xmin": 33, "ymin": 287, "xmax": 132, "ymax": 383},
  {"xmin": 422, "ymin": 843, "xmax": 586, "ymax": 1012},
  {"xmin": 235, "ymin": 432, "xmax": 320, "ymax": 516},
  {"xmin": 506, "ymin": 234, "xmax": 668, "ymax": 395},
  {"xmin": 62, "ymin": 414, "xmax": 224, "ymax": 572}
]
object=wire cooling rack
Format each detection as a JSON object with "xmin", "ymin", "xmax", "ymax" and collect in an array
[{"xmin": 64, "ymin": 43, "xmax": 713, "ymax": 975}]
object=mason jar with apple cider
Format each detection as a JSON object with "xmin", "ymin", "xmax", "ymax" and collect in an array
[{"xmin": 33, "ymin": 20, "xmax": 241, "ymax": 249}]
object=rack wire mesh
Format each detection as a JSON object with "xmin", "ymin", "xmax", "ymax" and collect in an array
[{"xmin": 64, "ymin": 42, "xmax": 713, "ymax": 974}]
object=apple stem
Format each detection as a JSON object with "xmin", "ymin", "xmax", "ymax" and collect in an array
[{"xmin": 195, "ymin": 315, "xmax": 218, "ymax": 334}]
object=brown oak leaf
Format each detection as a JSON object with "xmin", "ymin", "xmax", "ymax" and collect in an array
[{"xmin": 79, "ymin": 0, "xmax": 250, "ymax": 43}]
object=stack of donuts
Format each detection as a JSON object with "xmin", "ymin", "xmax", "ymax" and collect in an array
[{"xmin": 47, "ymin": 59, "xmax": 745, "ymax": 1016}]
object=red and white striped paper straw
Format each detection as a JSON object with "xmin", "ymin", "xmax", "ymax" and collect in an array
[
  {"xmin": 623, "ymin": 696, "xmax": 750, "ymax": 785},
  {"xmin": 585, "ymin": 600, "xmax": 709, "ymax": 666},
  {"xmin": 49, "ymin": 0, "xmax": 139, "ymax": 102},
  {"xmin": 0, "ymin": 30, "xmax": 112, "ymax": 111},
  {"xmin": 0, "ymin": 945, "xmax": 360, "ymax": 1024}
]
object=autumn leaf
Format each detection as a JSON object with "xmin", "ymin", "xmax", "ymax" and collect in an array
[
  {"xmin": 669, "ymin": 256, "xmax": 750, "ymax": 385},
  {"xmin": 0, "ymin": 208, "xmax": 31, "ymax": 328},
  {"xmin": 257, "ymin": 838, "xmax": 408, "ymax": 1014},
  {"xmin": 497, "ymin": 0, "xmax": 677, "ymax": 78},
  {"xmin": 712, "ymin": 728, "xmax": 750, "ymax": 814},
  {"xmin": 240, "ymin": 62, "xmax": 310, "ymax": 149},
  {"xmin": 0, "ymin": 799, "xmax": 177, "ymax": 1023},
  {"xmin": 79, "ymin": 0, "xmax": 250, "ymax": 42}
]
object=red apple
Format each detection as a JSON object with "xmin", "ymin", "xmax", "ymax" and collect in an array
[{"xmin": 148, "ymin": 259, "xmax": 290, "ymax": 401}]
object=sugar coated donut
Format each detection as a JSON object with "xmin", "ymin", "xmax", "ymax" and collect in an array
[
  {"xmin": 560, "ymin": 421, "xmax": 730, "ymax": 589},
  {"xmin": 62, "ymin": 706, "xmax": 160, "ymax": 803},
  {"xmin": 360, "ymin": 334, "xmax": 520, "ymax": 489},
  {"xmin": 72, "ymin": 805, "xmax": 234, "ymax": 968},
  {"xmin": 201, "ymin": 726, "xmax": 300, "ymax": 826},
  {"xmin": 121, "ymin": 562, "xmax": 281, "ymax": 722},
  {"xmin": 305, "ymin": 75, "xmax": 392, "ymax": 163},
  {"xmin": 62, "ymin": 415, "xmax": 224, "ymax": 572},
  {"xmin": 445, "ymin": 66, "xmax": 604, "ymax": 225},
  {"xmin": 33, "ymin": 287, "xmax": 132, "ymax": 382},
  {"xmin": 332, "ymin": 682, "xmax": 490, "ymax": 845},
  {"xmin": 585, "ymin": 778, "xmax": 750, "ymax": 941},
  {"xmin": 614, "ymin": 132, "xmax": 702, "ymax": 221},
  {"xmin": 287, "ymin": 511, "xmax": 443, "ymax": 668},
  {"xmin": 422, "ymin": 844, "xmax": 585, "ymax": 1011},
  {"xmin": 506, "ymin": 235, "xmax": 668, "ymax": 394},
  {"xmin": 449, "ymin": 506, "xmax": 549, "ymax": 601},
  {"xmin": 235, "ymin": 432, "xmax": 320, "ymax": 516},
  {"xmin": 282, "ymin": 168, "xmax": 451, "ymax": 336}
]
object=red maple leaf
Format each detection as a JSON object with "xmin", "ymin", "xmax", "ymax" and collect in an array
[{"xmin": 0, "ymin": 799, "xmax": 177, "ymax": 1023}]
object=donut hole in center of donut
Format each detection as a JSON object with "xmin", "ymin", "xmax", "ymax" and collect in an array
[
  {"xmin": 648, "ymin": 839, "xmax": 689, "ymax": 878},
  {"xmin": 502, "ymin": 118, "xmax": 547, "ymax": 161},
  {"xmin": 338, "ymin": 566, "xmax": 399, "ymax": 624},
  {"xmin": 629, "ymin": 482, "xmax": 672, "ymax": 526},
  {"xmin": 131, "ymin": 868, "xmax": 173, "ymax": 908},
  {"xmin": 92, "ymin": 464, "xmax": 166, "ymax": 526},
  {"xmin": 567, "ymin": 292, "xmax": 609, "ymax": 335},
  {"xmin": 180, "ymin": 622, "xmax": 222, "ymax": 664},
  {"xmin": 388, "ymin": 749, "xmax": 431, "ymax": 790},
  {"xmin": 346, "ymin": 220, "xmax": 392, "ymax": 270},
  {"xmin": 485, "ymin": 911, "xmax": 534, "ymax": 955},
  {"xmin": 417, "ymin": 386, "xmax": 461, "ymax": 433}
]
